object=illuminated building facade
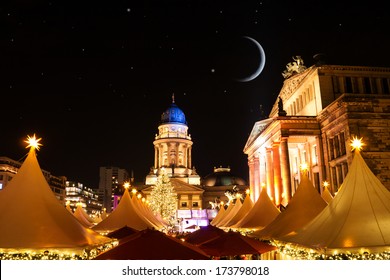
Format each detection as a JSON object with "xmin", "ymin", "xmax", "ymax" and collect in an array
[
  {"xmin": 201, "ymin": 166, "xmax": 248, "ymax": 209},
  {"xmin": 143, "ymin": 96, "xmax": 203, "ymax": 209},
  {"xmin": 145, "ymin": 95, "xmax": 201, "ymax": 186},
  {"xmin": 245, "ymin": 60, "xmax": 390, "ymax": 207},
  {"xmin": 0, "ymin": 156, "xmax": 66, "ymax": 202},
  {"xmin": 98, "ymin": 166, "xmax": 129, "ymax": 212},
  {"xmin": 65, "ymin": 180, "xmax": 102, "ymax": 215}
]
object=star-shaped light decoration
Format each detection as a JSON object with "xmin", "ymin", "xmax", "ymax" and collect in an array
[
  {"xmin": 24, "ymin": 134, "xmax": 42, "ymax": 151},
  {"xmin": 123, "ymin": 182, "xmax": 130, "ymax": 189},
  {"xmin": 351, "ymin": 136, "xmax": 364, "ymax": 151},
  {"xmin": 300, "ymin": 162, "xmax": 308, "ymax": 172}
]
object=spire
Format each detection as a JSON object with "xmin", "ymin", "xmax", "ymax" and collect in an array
[{"xmin": 172, "ymin": 93, "xmax": 175, "ymax": 104}]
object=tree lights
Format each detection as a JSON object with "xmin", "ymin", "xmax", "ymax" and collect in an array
[{"xmin": 148, "ymin": 168, "xmax": 178, "ymax": 225}]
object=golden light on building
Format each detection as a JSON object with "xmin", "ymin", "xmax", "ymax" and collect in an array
[
  {"xmin": 137, "ymin": 193, "xmax": 142, "ymax": 199},
  {"xmin": 123, "ymin": 182, "xmax": 130, "ymax": 189},
  {"xmin": 350, "ymin": 136, "xmax": 364, "ymax": 151},
  {"xmin": 24, "ymin": 134, "xmax": 42, "ymax": 151},
  {"xmin": 245, "ymin": 188, "xmax": 250, "ymax": 195}
]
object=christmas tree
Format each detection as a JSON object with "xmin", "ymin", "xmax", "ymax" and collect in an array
[{"xmin": 149, "ymin": 168, "xmax": 178, "ymax": 225}]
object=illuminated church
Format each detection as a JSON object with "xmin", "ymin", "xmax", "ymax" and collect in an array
[
  {"xmin": 140, "ymin": 95, "xmax": 247, "ymax": 221},
  {"xmin": 145, "ymin": 94, "xmax": 201, "ymax": 185},
  {"xmin": 245, "ymin": 56, "xmax": 390, "ymax": 207}
]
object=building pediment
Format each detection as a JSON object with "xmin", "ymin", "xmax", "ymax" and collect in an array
[
  {"xmin": 244, "ymin": 118, "xmax": 273, "ymax": 152},
  {"xmin": 269, "ymin": 66, "xmax": 315, "ymax": 117}
]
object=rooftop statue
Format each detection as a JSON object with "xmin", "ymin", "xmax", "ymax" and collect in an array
[{"xmin": 282, "ymin": 56, "xmax": 307, "ymax": 79}]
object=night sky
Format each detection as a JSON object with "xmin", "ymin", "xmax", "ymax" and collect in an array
[{"xmin": 1, "ymin": 1, "xmax": 389, "ymax": 187}]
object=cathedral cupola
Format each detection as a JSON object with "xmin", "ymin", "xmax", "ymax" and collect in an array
[{"xmin": 161, "ymin": 95, "xmax": 187, "ymax": 125}]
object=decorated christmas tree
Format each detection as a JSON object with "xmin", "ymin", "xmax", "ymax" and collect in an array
[{"xmin": 149, "ymin": 168, "xmax": 178, "ymax": 225}]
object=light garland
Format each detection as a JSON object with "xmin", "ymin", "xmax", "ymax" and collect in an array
[
  {"xmin": 271, "ymin": 240, "xmax": 390, "ymax": 260},
  {"xmin": 0, "ymin": 240, "xmax": 118, "ymax": 260}
]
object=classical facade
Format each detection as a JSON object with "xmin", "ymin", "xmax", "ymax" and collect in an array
[{"xmin": 245, "ymin": 58, "xmax": 390, "ymax": 207}]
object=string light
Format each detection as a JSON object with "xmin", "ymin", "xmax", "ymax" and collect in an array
[
  {"xmin": 271, "ymin": 240, "xmax": 390, "ymax": 260},
  {"xmin": 0, "ymin": 240, "xmax": 118, "ymax": 260}
]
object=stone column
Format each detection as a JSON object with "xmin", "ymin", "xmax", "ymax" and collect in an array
[
  {"xmin": 265, "ymin": 148, "xmax": 274, "ymax": 202},
  {"xmin": 154, "ymin": 146, "xmax": 158, "ymax": 168},
  {"xmin": 188, "ymin": 146, "xmax": 192, "ymax": 169},
  {"xmin": 253, "ymin": 155, "xmax": 260, "ymax": 201},
  {"xmin": 272, "ymin": 142, "xmax": 282, "ymax": 207},
  {"xmin": 280, "ymin": 137, "xmax": 292, "ymax": 204},
  {"xmin": 260, "ymin": 154, "xmax": 267, "ymax": 191},
  {"xmin": 248, "ymin": 159, "xmax": 255, "ymax": 202},
  {"xmin": 316, "ymin": 136, "xmax": 326, "ymax": 186}
]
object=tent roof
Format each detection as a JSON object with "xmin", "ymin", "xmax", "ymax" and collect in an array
[
  {"xmin": 73, "ymin": 205, "xmax": 94, "ymax": 228},
  {"xmin": 231, "ymin": 187, "xmax": 280, "ymax": 230},
  {"xmin": 199, "ymin": 231, "xmax": 276, "ymax": 257},
  {"xmin": 253, "ymin": 173, "xmax": 327, "ymax": 240},
  {"xmin": 216, "ymin": 198, "xmax": 243, "ymax": 227},
  {"xmin": 131, "ymin": 195, "xmax": 167, "ymax": 228},
  {"xmin": 93, "ymin": 188, "xmax": 159, "ymax": 232},
  {"xmin": 321, "ymin": 186, "xmax": 334, "ymax": 204},
  {"xmin": 184, "ymin": 225, "xmax": 226, "ymax": 246},
  {"xmin": 95, "ymin": 228, "xmax": 209, "ymax": 260},
  {"xmin": 281, "ymin": 150, "xmax": 390, "ymax": 252},
  {"xmin": 0, "ymin": 148, "xmax": 111, "ymax": 249},
  {"xmin": 209, "ymin": 205, "xmax": 226, "ymax": 226},
  {"xmin": 222, "ymin": 194, "xmax": 254, "ymax": 228}
]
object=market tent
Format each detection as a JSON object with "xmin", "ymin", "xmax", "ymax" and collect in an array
[
  {"xmin": 94, "ymin": 228, "xmax": 209, "ymax": 260},
  {"xmin": 222, "ymin": 194, "xmax": 254, "ymax": 228},
  {"xmin": 106, "ymin": 226, "xmax": 139, "ymax": 240},
  {"xmin": 131, "ymin": 194, "xmax": 166, "ymax": 228},
  {"xmin": 252, "ymin": 172, "xmax": 327, "ymax": 240},
  {"xmin": 215, "ymin": 199, "xmax": 242, "ymax": 227},
  {"xmin": 209, "ymin": 204, "xmax": 226, "ymax": 226},
  {"xmin": 321, "ymin": 186, "xmax": 334, "ymax": 204},
  {"xmin": 281, "ymin": 150, "xmax": 390, "ymax": 253},
  {"xmin": 73, "ymin": 203, "xmax": 94, "ymax": 228},
  {"xmin": 230, "ymin": 187, "xmax": 280, "ymax": 230},
  {"xmin": 199, "ymin": 231, "xmax": 276, "ymax": 257},
  {"xmin": 0, "ymin": 143, "xmax": 112, "ymax": 253},
  {"xmin": 184, "ymin": 225, "xmax": 226, "ymax": 246},
  {"xmin": 93, "ymin": 188, "xmax": 158, "ymax": 233}
]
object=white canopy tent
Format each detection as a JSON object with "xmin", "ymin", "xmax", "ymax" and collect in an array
[
  {"xmin": 252, "ymin": 172, "xmax": 327, "ymax": 240},
  {"xmin": 230, "ymin": 187, "xmax": 280, "ymax": 231},
  {"xmin": 0, "ymin": 140, "xmax": 113, "ymax": 259},
  {"xmin": 280, "ymin": 149, "xmax": 390, "ymax": 255},
  {"xmin": 93, "ymin": 188, "xmax": 160, "ymax": 233}
]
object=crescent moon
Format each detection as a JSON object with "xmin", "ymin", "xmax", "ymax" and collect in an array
[{"xmin": 236, "ymin": 36, "xmax": 266, "ymax": 82}]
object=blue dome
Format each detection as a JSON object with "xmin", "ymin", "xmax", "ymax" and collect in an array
[{"xmin": 161, "ymin": 103, "xmax": 187, "ymax": 124}]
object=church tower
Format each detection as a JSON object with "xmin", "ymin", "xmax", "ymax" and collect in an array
[{"xmin": 145, "ymin": 95, "xmax": 200, "ymax": 185}]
